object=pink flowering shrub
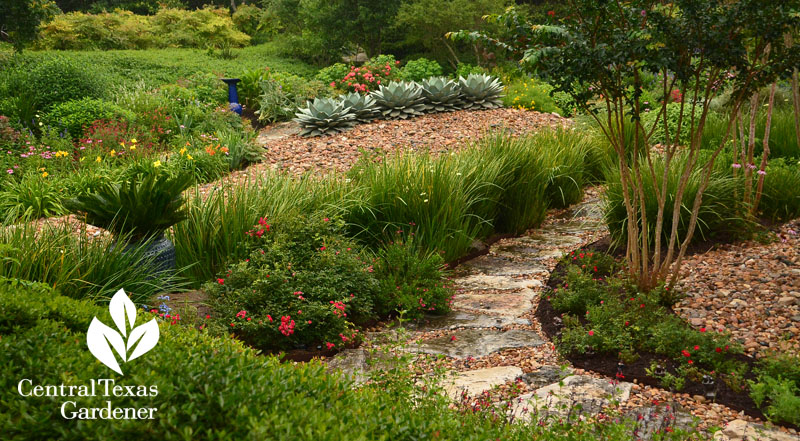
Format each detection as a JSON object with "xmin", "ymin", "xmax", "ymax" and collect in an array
[
  {"xmin": 331, "ymin": 58, "xmax": 402, "ymax": 94},
  {"xmin": 204, "ymin": 215, "xmax": 380, "ymax": 351}
]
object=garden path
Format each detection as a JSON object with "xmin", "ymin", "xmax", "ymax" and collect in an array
[{"xmin": 329, "ymin": 188, "xmax": 799, "ymax": 440}]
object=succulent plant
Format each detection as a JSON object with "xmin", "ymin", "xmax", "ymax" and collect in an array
[
  {"xmin": 459, "ymin": 74, "xmax": 504, "ymax": 110},
  {"xmin": 294, "ymin": 97, "xmax": 356, "ymax": 137},
  {"xmin": 420, "ymin": 77, "xmax": 464, "ymax": 112},
  {"xmin": 370, "ymin": 81, "xmax": 426, "ymax": 120},
  {"xmin": 339, "ymin": 92, "xmax": 380, "ymax": 123}
]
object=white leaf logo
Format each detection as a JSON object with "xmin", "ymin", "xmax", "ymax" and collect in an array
[{"xmin": 86, "ymin": 289, "xmax": 160, "ymax": 375}]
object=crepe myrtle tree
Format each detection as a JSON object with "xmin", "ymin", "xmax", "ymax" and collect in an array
[{"xmin": 452, "ymin": 1, "xmax": 800, "ymax": 291}]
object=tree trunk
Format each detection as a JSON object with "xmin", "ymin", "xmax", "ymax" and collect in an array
[{"xmin": 753, "ymin": 83, "xmax": 776, "ymax": 214}]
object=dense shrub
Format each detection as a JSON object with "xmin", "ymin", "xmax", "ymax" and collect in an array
[
  {"xmin": 0, "ymin": 278, "xmax": 685, "ymax": 440},
  {"xmin": 641, "ymin": 103, "xmax": 694, "ymax": 147},
  {"xmin": 43, "ymin": 98, "xmax": 135, "ymax": 139},
  {"xmin": 502, "ymin": 78, "xmax": 562, "ymax": 114},
  {"xmin": 315, "ymin": 62, "xmax": 349, "ymax": 88},
  {"xmin": 750, "ymin": 354, "xmax": 800, "ymax": 426},
  {"xmin": 331, "ymin": 56, "xmax": 402, "ymax": 93},
  {"xmin": 35, "ymin": 8, "xmax": 251, "ymax": 50},
  {"xmin": 232, "ymin": 4, "xmax": 279, "ymax": 41},
  {"xmin": 205, "ymin": 215, "xmax": 381, "ymax": 351},
  {"xmin": 372, "ymin": 238, "xmax": 453, "ymax": 318},
  {"xmin": 400, "ymin": 58, "xmax": 443, "ymax": 82},
  {"xmin": 2, "ymin": 56, "xmax": 108, "ymax": 118}
]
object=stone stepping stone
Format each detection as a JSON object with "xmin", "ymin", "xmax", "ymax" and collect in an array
[
  {"xmin": 453, "ymin": 288, "xmax": 535, "ymax": 317},
  {"xmin": 460, "ymin": 256, "xmax": 550, "ymax": 277},
  {"xmin": 453, "ymin": 274, "xmax": 538, "ymax": 291},
  {"xmin": 409, "ymin": 311, "xmax": 530, "ymax": 332},
  {"xmin": 545, "ymin": 219, "xmax": 607, "ymax": 235},
  {"xmin": 624, "ymin": 404, "xmax": 695, "ymax": 441},
  {"xmin": 509, "ymin": 375, "xmax": 633, "ymax": 422},
  {"xmin": 412, "ymin": 328, "xmax": 545, "ymax": 359},
  {"xmin": 443, "ymin": 366, "xmax": 523, "ymax": 399},
  {"xmin": 520, "ymin": 365, "xmax": 573, "ymax": 389},
  {"xmin": 327, "ymin": 347, "xmax": 403, "ymax": 386},
  {"xmin": 713, "ymin": 420, "xmax": 800, "ymax": 441}
]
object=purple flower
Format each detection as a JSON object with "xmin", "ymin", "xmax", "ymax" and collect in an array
[
  {"xmin": 6, "ymin": 169, "xmax": 13, "ymax": 174},
  {"xmin": 731, "ymin": 163, "xmax": 742, "ymax": 169},
  {"xmin": 756, "ymin": 170, "xmax": 766, "ymax": 176},
  {"xmin": 746, "ymin": 163, "xmax": 756, "ymax": 170},
  {"xmin": 641, "ymin": 10, "xmax": 647, "ymax": 16}
]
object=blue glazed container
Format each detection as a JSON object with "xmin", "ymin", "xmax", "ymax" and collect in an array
[{"xmin": 221, "ymin": 78, "xmax": 243, "ymax": 115}]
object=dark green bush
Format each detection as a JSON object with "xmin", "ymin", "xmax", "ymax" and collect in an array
[
  {"xmin": 641, "ymin": 103, "xmax": 693, "ymax": 147},
  {"xmin": 750, "ymin": 354, "xmax": 800, "ymax": 426},
  {"xmin": 372, "ymin": 237, "xmax": 453, "ymax": 318},
  {"xmin": 400, "ymin": 58, "xmax": 443, "ymax": 82},
  {"xmin": 4, "ymin": 56, "xmax": 108, "ymax": 119},
  {"xmin": 205, "ymin": 215, "xmax": 381, "ymax": 350},
  {"xmin": 43, "ymin": 98, "xmax": 134, "ymax": 139},
  {"xmin": 0, "ymin": 278, "xmax": 692, "ymax": 441}
]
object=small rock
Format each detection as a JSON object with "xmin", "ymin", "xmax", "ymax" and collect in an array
[
  {"xmin": 778, "ymin": 297, "xmax": 797, "ymax": 306},
  {"xmin": 692, "ymin": 395, "xmax": 707, "ymax": 404}
]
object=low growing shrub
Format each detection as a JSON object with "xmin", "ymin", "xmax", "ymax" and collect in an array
[
  {"xmin": 205, "ymin": 215, "xmax": 380, "ymax": 351},
  {"xmin": 43, "ymin": 98, "xmax": 135, "ymax": 140},
  {"xmin": 400, "ymin": 58, "xmax": 444, "ymax": 82}
]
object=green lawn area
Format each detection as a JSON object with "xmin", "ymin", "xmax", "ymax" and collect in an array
[{"xmin": 0, "ymin": 42, "xmax": 317, "ymax": 88}]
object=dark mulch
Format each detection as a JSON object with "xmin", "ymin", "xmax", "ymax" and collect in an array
[{"xmin": 536, "ymin": 241, "xmax": 797, "ymax": 428}]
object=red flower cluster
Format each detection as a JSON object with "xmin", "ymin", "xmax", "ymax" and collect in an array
[
  {"xmin": 330, "ymin": 301, "xmax": 347, "ymax": 318},
  {"xmin": 279, "ymin": 316, "xmax": 295, "ymax": 336},
  {"xmin": 331, "ymin": 62, "xmax": 399, "ymax": 93}
]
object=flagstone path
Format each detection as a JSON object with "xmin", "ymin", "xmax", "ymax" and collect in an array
[{"xmin": 328, "ymin": 187, "xmax": 799, "ymax": 440}]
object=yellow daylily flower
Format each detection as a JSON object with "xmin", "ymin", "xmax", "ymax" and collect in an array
[
  {"xmin": 41, "ymin": 172, "xmax": 49, "ymax": 178},
  {"xmin": 96, "ymin": 156, "xmax": 102, "ymax": 163},
  {"xmin": 129, "ymin": 145, "xmax": 136, "ymax": 151},
  {"xmin": 110, "ymin": 149, "xmax": 116, "ymax": 156},
  {"xmin": 131, "ymin": 138, "xmax": 138, "ymax": 144},
  {"xmin": 153, "ymin": 160, "xmax": 162, "ymax": 168},
  {"xmin": 186, "ymin": 154, "xmax": 193, "ymax": 160}
]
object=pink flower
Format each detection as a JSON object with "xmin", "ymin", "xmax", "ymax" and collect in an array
[
  {"xmin": 588, "ymin": 330, "xmax": 594, "ymax": 336},
  {"xmin": 330, "ymin": 82, "xmax": 336, "ymax": 87},
  {"xmin": 731, "ymin": 163, "xmax": 742, "ymax": 169},
  {"xmin": 757, "ymin": 169, "xmax": 766, "ymax": 176},
  {"xmin": 326, "ymin": 342, "xmax": 335, "ymax": 350},
  {"xmin": 217, "ymin": 278, "xmax": 225, "ymax": 285}
]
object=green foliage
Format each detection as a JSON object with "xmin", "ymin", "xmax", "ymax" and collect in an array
[
  {"xmin": 205, "ymin": 215, "xmax": 380, "ymax": 350},
  {"xmin": 502, "ymin": 78, "xmax": 562, "ymax": 114},
  {"xmin": 552, "ymin": 258, "xmax": 742, "ymax": 376},
  {"xmin": 217, "ymin": 129, "xmax": 262, "ymax": 171},
  {"xmin": 400, "ymin": 58, "xmax": 443, "ymax": 82},
  {"xmin": 459, "ymin": 74, "xmax": 504, "ymax": 109},
  {"xmin": 395, "ymin": 0, "xmax": 510, "ymax": 68},
  {"xmin": 0, "ymin": 278, "xmax": 700, "ymax": 440},
  {"xmin": 0, "ymin": 226, "xmax": 183, "ymax": 302},
  {"xmin": 232, "ymin": 4, "xmax": 279, "ymax": 41},
  {"xmin": 255, "ymin": 80, "xmax": 296, "ymax": 123},
  {"xmin": 758, "ymin": 158, "xmax": 800, "ymax": 221},
  {"xmin": 750, "ymin": 354, "xmax": 800, "ymax": 426},
  {"xmin": 294, "ymin": 97, "xmax": 357, "ymax": 137},
  {"xmin": 420, "ymin": 76, "xmax": 464, "ymax": 113},
  {"xmin": 251, "ymin": 68, "xmax": 329, "ymax": 120},
  {"xmin": 0, "ymin": 0, "xmax": 58, "ymax": 52},
  {"xmin": 603, "ymin": 153, "xmax": 747, "ymax": 248},
  {"xmin": 65, "ymin": 170, "xmax": 192, "ymax": 241},
  {"xmin": 2, "ymin": 56, "xmax": 108, "ymax": 120},
  {"xmin": 371, "ymin": 81, "xmax": 427, "ymax": 119},
  {"xmin": 641, "ymin": 103, "xmax": 693, "ymax": 147},
  {"xmin": 455, "ymin": 63, "xmax": 487, "ymax": 78},
  {"xmin": 35, "ymin": 8, "xmax": 251, "ymax": 50},
  {"xmin": 0, "ymin": 172, "xmax": 66, "ymax": 221},
  {"xmin": 372, "ymin": 237, "xmax": 453, "ymax": 318},
  {"xmin": 43, "ymin": 98, "xmax": 134, "ymax": 140},
  {"xmin": 315, "ymin": 62, "xmax": 349, "ymax": 87}
]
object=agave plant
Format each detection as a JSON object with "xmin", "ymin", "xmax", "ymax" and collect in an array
[
  {"xmin": 370, "ymin": 81, "xmax": 426, "ymax": 120},
  {"xmin": 339, "ymin": 92, "xmax": 380, "ymax": 123},
  {"xmin": 420, "ymin": 77, "xmax": 465, "ymax": 112},
  {"xmin": 459, "ymin": 74, "xmax": 504, "ymax": 110},
  {"xmin": 294, "ymin": 97, "xmax": 357, "ymax": 137}
]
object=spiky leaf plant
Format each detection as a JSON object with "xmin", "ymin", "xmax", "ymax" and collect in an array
[
  {"xmin": 370, "ymin": 81, "xmax": 426, "ymax": 120},
  {"xmin": 339, "ymin": 92, "xmax": 380, "ymax": 123},
  {"xmin": 294, "ymin": 97, "xmax": 357, "ymax": 137},
  {"xmin": 420, "ymin": 77, "xmax": 464, "ymax": 112},
  {"xmin": 459, "ymin": 74, "xmax": 504, "ymax": 110}
]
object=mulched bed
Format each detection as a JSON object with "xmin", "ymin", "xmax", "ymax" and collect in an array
[
  {"xmin": 256, "ymin": 107, "xmax": 567, "ymax": 176},
  {"xmin": 536, "ymin": 237, "xmax": 800, "ymax": 430}
]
